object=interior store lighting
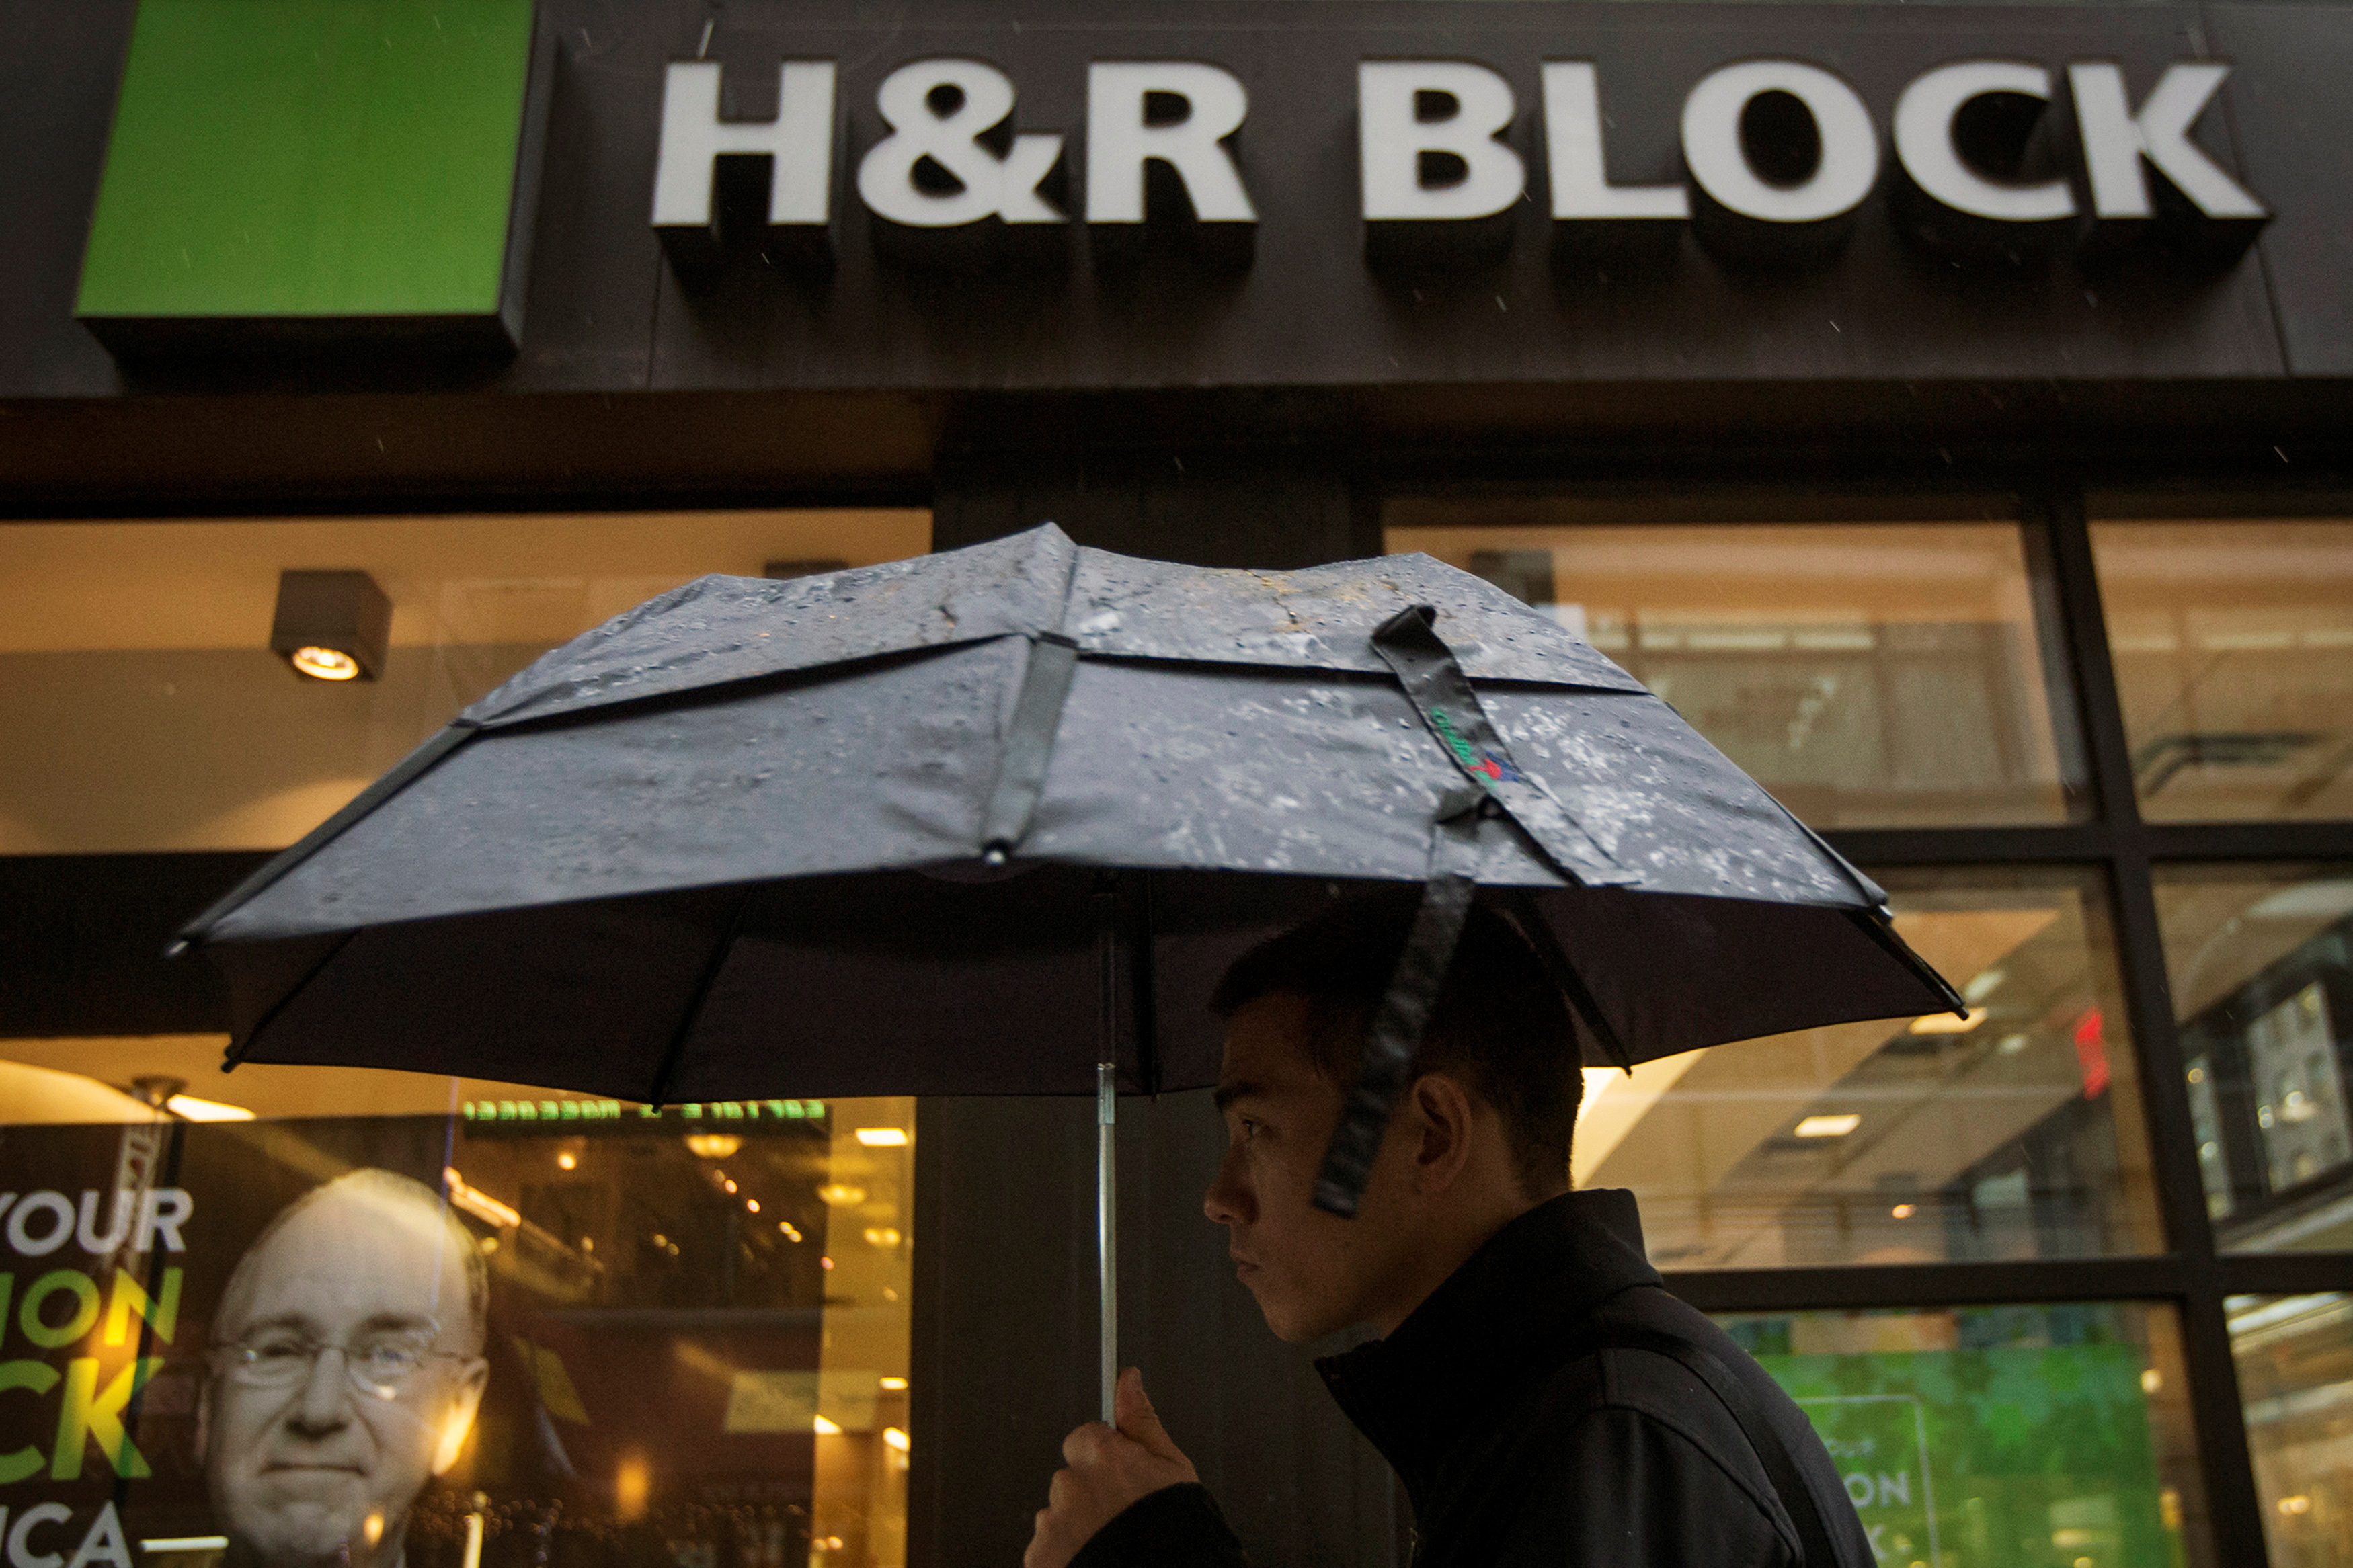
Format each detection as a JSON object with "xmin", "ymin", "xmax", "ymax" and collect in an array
[
  {"xmin": 854, "ymin": 1127, "xmax": 909, "ymax": 1146},
  {"xmin": 270, "ymin": 569, "xmax": 391, "ymax": 682},
  {"xmin": 684, "ymin": 1133, "xmax": 742, "ymax": 1159},
  {"xmin": 813, "ymin": 1416, "xmax": 842, "ymax": 1435},
  {"xmin": 879, "ymin": 1376, "xmax": 908, "ymax": 1390},
  {"xmin": 165, "ymin": 1092, "xmax": 254, "ymax": 1121},
  {"xmin": 1793, "ymin": 1114, "xmax": 1860, "ymax": 1139},
  {"xmin": 1908, "ymin": 1007, "xmax": 1988, "ymax": 1034},
  {"xmin": 442, "ymin": 1167, "xmax": 520, "ymax": 1230}
]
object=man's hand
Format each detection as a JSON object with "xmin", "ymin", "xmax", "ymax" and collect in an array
[{"xmin": 1025, "ymin": 1367, "xmax": 1200, "ymax": 1568}]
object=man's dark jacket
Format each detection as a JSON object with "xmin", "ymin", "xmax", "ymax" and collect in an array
[{"xmin": 1072, "ymin": 1190, "xmax": 1874, "ymax": 1567}]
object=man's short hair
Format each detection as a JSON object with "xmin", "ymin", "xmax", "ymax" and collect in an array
[
  {"xmin": 219, "ymin": 1167, "xmax": 490, "ymax": 1353},
  {"xmin": 1211, "ymin": 891, "xmax": 1583, "ymax": 1196}
]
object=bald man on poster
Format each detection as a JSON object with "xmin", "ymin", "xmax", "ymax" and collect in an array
[{"xmin": 200, "ymin": 1170, "xmax": 491, "ymax": 1568}]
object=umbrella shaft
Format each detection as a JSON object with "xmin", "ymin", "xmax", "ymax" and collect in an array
[{"xmin": 1097, "ymin": 1059, "xmax": 1117, "ymax": 1425}]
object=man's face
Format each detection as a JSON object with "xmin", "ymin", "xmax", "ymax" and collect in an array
[
  {"xmin": 202, "ymin": 1188, "xmax": 487, "ymax": 1568},
  {"xmin": 1204, "ymin": 993, "xmax": 1429, "ymax": 1344}
]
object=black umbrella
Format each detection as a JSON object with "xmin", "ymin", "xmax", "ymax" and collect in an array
[{"xmin": 174, "ymin": 523, "xmax": 1961, "ymax": 1416}]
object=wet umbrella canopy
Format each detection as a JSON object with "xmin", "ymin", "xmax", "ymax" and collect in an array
[{"xmin": 175, "ymin": 524, "xmax": 1960, "ymax": 1411}]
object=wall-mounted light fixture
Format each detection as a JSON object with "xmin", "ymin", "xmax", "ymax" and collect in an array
[{"xmin": 271, "ymin": 569, "xmax": 390, "ymax": 682}]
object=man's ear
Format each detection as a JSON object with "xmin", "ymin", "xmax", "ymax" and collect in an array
[
  {"xmin": 430, "ymin": 1359, "xmax": 491, "ymax": 1475},
  {"xmin": 1406, "ymin": 1072, "xmax": 1480, "ymax": 1194}
]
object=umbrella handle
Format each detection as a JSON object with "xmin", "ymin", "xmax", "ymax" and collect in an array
[{"xmin": 1096, "ymin": 1059, "xmax": 1117, "ymax": 1425}]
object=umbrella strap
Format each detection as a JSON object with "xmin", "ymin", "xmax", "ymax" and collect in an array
[
  {"xmin": 1312, "ymin": 794, "xmax": 1488, "ymax": 1219},
  {"xmin": 1369, "ymin": 605, "xmax": 1630, "ymax": 889},
  {"xmin": 979, "ymin": 634, "xmax": 1080, "ymax": 865}
]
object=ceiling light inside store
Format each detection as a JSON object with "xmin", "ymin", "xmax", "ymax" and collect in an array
[
  {"xmin": 290, "ymin": 646, "xmax": 361, "ymax": 680},
  {"xmin": 1890, "ymin": 1203, "xmax": 1917, "ymax": 1219},
  {"xmin": 1794, "ymin": 1114, "xmax": 1861, "ymax": 1139},
  {"xmin": 1908, "ymin": 1007, "xmax": 1987, "ymax": 1034},
  {"xmin": 684, "ymin": 1134, "xmax": 742, "ymax": 1159},
  {"xmin": 813, "ymin": 1416, "xmax": 842, "ymax": 1436},
  {"xmin": 879, "ymin": 1376, "xmax": 908, "ymax": 1390},
  {"xmin": 165, "ymin": 1092, "xmax": 253, "ymax": 1121},
  {"xmin": 270, "ymin": 569, "xmax": 391, "ymax": 682},
  {"xmin": 855, "ymin": 1127, "xmax": 908, "ymax": 1146}
]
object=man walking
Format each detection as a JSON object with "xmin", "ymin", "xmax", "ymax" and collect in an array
[{"xmin": 1026, "ymin": 895, "xmax": 1873, "ymax": 1567}]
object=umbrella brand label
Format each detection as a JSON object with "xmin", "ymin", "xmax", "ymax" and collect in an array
[{"xmin": 1429, "ymin": 708, "xmax": 1524, "ymax": 785}]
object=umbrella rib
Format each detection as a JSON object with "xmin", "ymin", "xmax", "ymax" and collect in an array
[
  {"xmin": 218, "ymin": 930, "xmax": 359, "ymax": 1073},
  {"xmin": 1499, "ymin": 888, "xmax": 1635, "ymax": 1073},
  {"xmin": 646, "ymin": 889, "xmax": 758, "ymax": 1108},
  {"xmin": 169, "ymin": 723, "xmax": 479, "ymax": 955},
  {"xmin": 1845, "ymin": 906, "xmax": 1971, "ymax": 1017}
]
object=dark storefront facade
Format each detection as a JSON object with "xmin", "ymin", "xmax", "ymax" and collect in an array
[{"xmin": 3, "ymin": 1, "xmax": 2352, "ymax": 1566}]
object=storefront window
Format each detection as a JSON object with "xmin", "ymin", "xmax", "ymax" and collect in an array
[
  {"xmin": 2228, "ymin": 1292, "xmax": 2353, "ymax": 1568},
  {"xmin": 1578, "ymin": 866, "xmax": 2163, "ymax": 1268},
  {"xmin": 2089, "ymin": 520, "xmax": 2353, "ymax": 823},
  {"xmin": 2153, "ymin": 865, "xmax": 2353, "ymax": 1252},
  {"xmin": 1718, "ymin": 1301, "xmax": 2210, "ymax": 1568},
  {"xmin": 0, "ymin": 511, "xmax": 930, "ymax": 854},
  {"xmin": 0, "ymin": 1039, "xmax": 913, "ymax": 1568},
  {"xmin": 1384, "ymin": 503, "xmax": 2081, "ymax": 827}
]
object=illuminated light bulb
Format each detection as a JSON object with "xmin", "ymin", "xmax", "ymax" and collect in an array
[
  {"xmin": 166, "ymin": 1093, "xmax": 255, "ymax": 1122},
  {"xmin": 2140, "ymin": 1368, "xmax": 2162, "ymax": 1393},
  {"xmin": 879, "ymin": 1376, "xmax": 908, "ymax": 1391},
  {"xmin": 363, "ymin": 1512, "xmax": 385, "ymax": 1547},
  {"xmin": 813, "ymin": 1416, "xmax": 842, "ymax": 1436},
  {"xmin": 746, "ymin": 1198, "xmax": 760, "ymax": 1213},
  {"xmin": 291, "ymin": 645, "xmax": 362, "ymax": 681},
  {"xmin": 556, "ymin": 1151, "xmax": 577, "ymax": 1171},
  {"xmin": 615, "ymin": 1456, "xmax": 651, "ymax": 1521},
  {"xmin": 864, "ymin": 1226, "xmax": 902, "ymax": 1249},
  {"xmin": 882, "ymin": 1426, "xmax": 910, "ymax": 1452},
  {"xmin": 855, "ymin": 1128, "xmax": 909, "ymax": 1147},
  {"xmin": 1794, "ymin": 1114, "xmax": 1859, "ymax": 1139},
  {"xmin": 723, "ymin": 1178, "xmax": 739, "ymax": 1194},
  {"xmin": 1890, "ymin": 1203, "xmax": 1917, "ymax": 1219},
  {"xmin": 820, "ymin": 1255, "xmax": 834, "ymax": 1270},
  {"xmin": 777, "ymin": 1221, "xmax": 803, "ymax": 1242},
  {"xmin": 684, "ymin": 1134, "xmax": 742, "ymax": 1159},
  {"xmin": 815, "ymin": 1184, "xmax": 867, "ymax": 1208}
]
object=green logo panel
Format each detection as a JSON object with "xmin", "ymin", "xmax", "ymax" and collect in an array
[
  {"xmin": 1759, "ymin": 1344, "xmax": 2180, "ymax": 1568},
  {"xmin": 77, "ymin": 0, "xmax": 537, "ymax": 329}
]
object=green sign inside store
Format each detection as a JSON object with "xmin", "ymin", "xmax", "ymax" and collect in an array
[
  {"xmin": 75, "ymin": 0, "xmax": 545, "ymax": 356},
  {"xmin": 1761, "ymin": 1344, "xmax": 2177, "ymax": 1568}
]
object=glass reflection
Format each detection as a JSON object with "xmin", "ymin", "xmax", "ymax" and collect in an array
[
  {"xmin": 2155, "ymin": 866, "xmax": 2353, "ymax": 1252},
  {"xmin": 1718, "ymin": 1302, "xmax": 2210, "ymax": 1568},
  {"xmin": 0, "ymin": 1042, "xmax": 915, "ymax": 1568},
  {"xmin": 1385, "ymin": 506, "xmax": 2081, "ymax": 827},
  {"xmin": 1579, "ymin": 868, "xmax": 2161, "ymax": 1268},
  {"xmin": 2229, "ymin": 1292, "xmax": 2353, "ymax": 1568},
  {"xmin": 2091, "ymin": 520, "xmax": 2353, "ymax": 822}
]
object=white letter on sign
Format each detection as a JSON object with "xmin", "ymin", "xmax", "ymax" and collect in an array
[
  {"xmin": 651, "ymin": 61, "xmax": 836, "ymax": 229},
  {"xmin": 2069, "ymin": 63, "xmax": 2266, "ymax": 219},
  {"xmin": 1359, "ymin": 62, "xmax": 1525, "ymax": 221},
  {"xmin": 1086, "ymin": 63, "xmax": 1256, "ymax": 224},
  {"xmin": 1542, "ymin": 62, "xmax": 1687, "ymax": 220},
  {"xmin": 1895, "ymin": 61, "xmax": 2073, "ymax": 221},
  {"xmin": 859, "ymin": 59, "xmax": 1065, "ymax": 226},
  {"xmin": 1682, "ymin": 60, "xmax": 1879, "ymax": 222}
]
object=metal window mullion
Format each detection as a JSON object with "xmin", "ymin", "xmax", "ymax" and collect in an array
[{"xmin": 2040, "ymin": 481, "xmax": 2273, "ymax": 1568}]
